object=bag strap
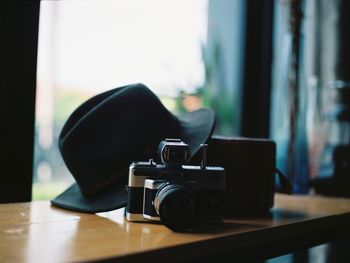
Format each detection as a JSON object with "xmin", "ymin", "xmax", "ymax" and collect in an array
[{"xmin": 276, "ymin": 168, "xmax": 293, "ymax": 194}]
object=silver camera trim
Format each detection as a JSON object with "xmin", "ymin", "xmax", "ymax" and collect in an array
[
  {"xmin": 143, "ymin": 179, "xmax": 167, "ymax": 221},
  {"xmin": 125, "ymin": 212, "xmax": 145, "ymax": 222}
]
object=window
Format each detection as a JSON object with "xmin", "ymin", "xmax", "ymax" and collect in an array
[
  {"xmin": 270, "ymin": 0, "xmax": 350, "ymax": 195},
  {"xmin": 33, "ymin": 0, "xmax": 245, "ymax": 200}
]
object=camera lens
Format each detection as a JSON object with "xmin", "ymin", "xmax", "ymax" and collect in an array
[{"xmin": 154, "ymin": 184, "xmax": 197, "ymax": 232}]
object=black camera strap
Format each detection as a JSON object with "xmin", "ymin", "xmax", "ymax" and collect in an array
[{"xmin": 276, "ymin": 168, "xmax": 293, "ymax": 194}]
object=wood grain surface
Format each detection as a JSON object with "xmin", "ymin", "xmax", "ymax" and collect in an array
[{"xmin": 1, "ymin": 194, "xmax": 350, "ymax": 263}]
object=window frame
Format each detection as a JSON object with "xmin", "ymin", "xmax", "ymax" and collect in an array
[
  {"xmin": 240, "ymin": 0, "xmax": 274, "ymax": 138},
  {"xmin": 0, "ymin": 1, "xmax": 40, "ymax": 202}
]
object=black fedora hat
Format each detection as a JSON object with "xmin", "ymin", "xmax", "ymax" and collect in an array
[{"xmin": 51, "ymin": 83, "xmax": 215, "ymax": 213}]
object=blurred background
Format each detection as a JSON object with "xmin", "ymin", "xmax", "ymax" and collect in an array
[{"xmin": 33, "ymin": 0, "xmax": 245, "ymax": 199}]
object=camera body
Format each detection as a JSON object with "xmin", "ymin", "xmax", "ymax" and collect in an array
[{"xmin": 126, "ymin": 139, "xmax": 226, "ymax": 231}]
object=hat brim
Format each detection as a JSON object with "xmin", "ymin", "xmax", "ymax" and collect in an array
[
  {"xmin": 51, "ymin": 108, "xmax": 215, "ymax": 213},
  {"xmin": 51, "ymin": 178, "xmax": 128, "ymax": 213}
]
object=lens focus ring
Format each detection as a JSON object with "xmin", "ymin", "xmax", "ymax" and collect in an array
[{"xmin": 154, "ymin": 184, "xmax": 196, "ymax": 232}]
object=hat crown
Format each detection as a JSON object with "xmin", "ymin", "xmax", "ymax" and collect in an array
[
  {"xmin": 59, "ymin": 84, "xmax": 180, "ymax": 193},
  {"xmin": 52, "ymin": 83, "xmax": 215, "ymax": 213}
]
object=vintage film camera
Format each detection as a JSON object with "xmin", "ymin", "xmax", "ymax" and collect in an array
[{"xmin": 125, "ymin": 139, "xmax": 226, "ymax": 232}]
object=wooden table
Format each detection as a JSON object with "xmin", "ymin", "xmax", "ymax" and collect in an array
[{"xmin": 1, "ymin": 194, "xmax": 350, "ymax": 263}]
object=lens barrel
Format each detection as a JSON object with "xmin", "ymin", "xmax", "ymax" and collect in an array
[{"xmin": 154, "ymin": 184, "xmax": 197, "ymax": 232}]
